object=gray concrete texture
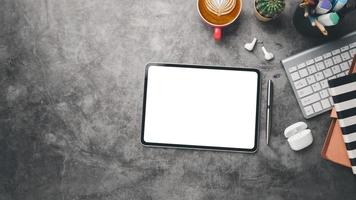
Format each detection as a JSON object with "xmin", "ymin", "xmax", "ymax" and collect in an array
[{"xmin": 1, "ymin": 0, "xmax": 356, "ymax": 199}]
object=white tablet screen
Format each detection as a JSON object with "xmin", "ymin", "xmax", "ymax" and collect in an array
[{"xmin": 142, "ymin": 64, "xmax": 260, "ymax": 151}]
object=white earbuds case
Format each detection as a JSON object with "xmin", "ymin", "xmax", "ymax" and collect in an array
[{"xmin": 284, "ymin": 122, "xmax": 313, "ymax": 151}]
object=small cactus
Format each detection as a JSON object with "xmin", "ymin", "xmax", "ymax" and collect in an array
[{"xmin": 255, "ymin": 0, "xmax": 285, "ymax": 18}]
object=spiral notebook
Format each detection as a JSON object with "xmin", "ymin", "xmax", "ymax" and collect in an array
[{"xmin": 328, "ymin": 73, "xmax": 356, "ymax": 174}]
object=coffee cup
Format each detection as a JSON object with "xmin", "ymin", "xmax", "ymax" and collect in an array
[{"xmin": 197, "ymin": 0, "xmax": 242, "ymax": 40}]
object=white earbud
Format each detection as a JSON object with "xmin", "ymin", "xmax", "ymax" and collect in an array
[
  {"xmin": 244, "ymin": 38, "xmax": 257, "ymax": 52},
  {"xmin": 261, "ymin": 46, "xmax": 274, "ymax": 61},
  {"xmin": 284, "ymin": 122, "xmax": 313, "ymax": 151}
]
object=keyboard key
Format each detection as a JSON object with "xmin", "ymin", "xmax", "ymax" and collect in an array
[
  {"xmin": 329, "ymin": 97, "xmax": 334, "ymax": 105},
  {"xmin": 321, "ymin": 99, "xmax": 331, "ymax": 109},
  {"xmin": 294, "ymin": 78, "xmax": 307, "ymax": 89},
  {"xmin": 336, "ymin": 72, "xmax": 346, "ymax": 78},
  {"xmin": 306, "ymin": 59, "xmax": 315, "ymax": 65},
  {"xmin": 328, "ymin": 75, "xmax": 336, "ymax": 80},
  {"xmin": 331, "ymin": 65, "xmax": 341, "ymax": 74},
  {"xmin": 320, "ymin": 79, "xmax": 328, "ymax": 88},
  {"xmin": 312, "ymin": 102, "xmax": 322, "ymax": 112},
  {"xmin": 341, "ymin": 52, "xmax": 350, "ymax": 61},
  {"xmin": 297, "ymin": 86, "xmax": 313, "ymax": 98},
  {"xmin": 312, "ymin": 82, "xmax": 321, "ymax": 92},
  {"xmin": 306, "ymin": 75, "xmax": 316, "ymax": 84},
  {"xmin": 298, "ymin": 63, "xmax": 306, "ymax": 69},
  {"xmin": 323, "ymin": 68, "xmax": 333, "ymax": 78},
  {"xmin": 349, "ymin": 48, "xmax": 356, "ymax": 57},
  {"xmin": 316, "ymin": 62, "xmax": 325, "ymax": 71},
  {"xmin": 289, "ymin": 66, "xmax": 297, "ymax": 73},
  {"xmin": 304, "ymin": 105, "xmax": 314, "ymax": 116},
  {"xmin": 323, "ymin": 52, "xmax": 332, "ymax": 59},
  {"xmin": 307, "ymin": 65, "xmax": 317, "ymax": 74},
  {"xmin": 350, "ymin": 42, "xmax": 356, "ymax": 48},
  {"xmin": 340, "ymin": 62, "xmax": 350, "ymax": 71},
  {"xmin": 314, "ymin": 56, "xmax": 323, "ymax": 62},
  {"xmin": 301, "ymin": 93, "xmax": 321, "ymax": 106},
  {"xmin": 291, "ymin": 72, "xmax": 300, "ymax": 81},
  {"xmin": 315, "ymin": 72, "xmax": 324, "ymax": 81},
  {"xmin": 332, "ymin": 55, "xmax": 342, "ymax": 64},
  {"xmin": 324, "ymin": 58, "xmax": 334, "ymax": 67},
  {"xmin": 349, "ymin": 59, "xmax": 353, "ymax": 66},
  {"xmin": 341, "ymin": 45, "xmax": 349, "ymax": 52},
  {"xmin": 332, "ymin": 49, "xmax": 341, "ymax": 55},
  {"xmin": 320, "ymin": 89, "xmax": 329, "ymax": 98},
  {"xmin": 299, "ymin": 69, "xmax": 308, "ymax": 78}
]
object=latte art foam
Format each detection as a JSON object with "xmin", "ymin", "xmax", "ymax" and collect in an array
[{"xmin": 205, "ymin": 0, "xmax": 236, "ymax": 16}]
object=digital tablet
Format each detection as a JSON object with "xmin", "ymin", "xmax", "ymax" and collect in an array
[{"xmin": 141, "ymin": 63, "xmax": 260, "ymax": 152}]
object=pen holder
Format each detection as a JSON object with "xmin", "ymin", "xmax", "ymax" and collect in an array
[{"xmin": 293, "ymin": 0, "xmax": 356, "ymax": 38}]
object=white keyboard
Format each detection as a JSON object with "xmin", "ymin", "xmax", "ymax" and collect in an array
[{"xmin": 282, "ymin": 31, "xmax": 356, "ymax": 119}]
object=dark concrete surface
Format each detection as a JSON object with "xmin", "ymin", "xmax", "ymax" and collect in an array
[{"xmin": 1, "ymin": 0, "xmax": 356, "ymax": 199}]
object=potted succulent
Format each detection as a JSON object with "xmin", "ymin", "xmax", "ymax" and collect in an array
[{"xmin": 254, "ymin": 0, "xmax": 285, "ymax": 22}]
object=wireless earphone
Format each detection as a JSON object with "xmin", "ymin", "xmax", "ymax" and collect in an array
[
  {"xmin": 284, "ymin": 122, "xmax": 313, "ymax": 151},
  {"xmin": 244, "ymin": 37, "xmax": 274, "ymax": 61},
  {"xmin": 261, "ymin": 46, "xmax": 274, "ymax": 61},
  {"xmin": 244, "ymin": 38, "xmax": 257, "ymax": 51}
]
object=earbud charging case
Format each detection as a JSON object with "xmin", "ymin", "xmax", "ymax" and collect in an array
[{"xmin": 284, "ymin": 122, "xmax": 313, "ymax": 151}]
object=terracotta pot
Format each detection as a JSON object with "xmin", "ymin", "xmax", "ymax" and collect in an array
[{"xmin": 253, "ymin": 1, "xmax": 272, "ymax": 22}]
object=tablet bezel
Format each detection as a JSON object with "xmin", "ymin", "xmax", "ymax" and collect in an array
[{"xmin": 141, "ymin": 63, "xmax": 260, "ymax": 153}]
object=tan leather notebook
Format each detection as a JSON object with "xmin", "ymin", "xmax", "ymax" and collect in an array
[{"xmin": 321, "ymin": 55, "xmax": 356, "ymax": 168}]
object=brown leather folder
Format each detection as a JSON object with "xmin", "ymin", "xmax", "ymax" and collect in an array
[{"xmin": 321, "ymin": 55, "xmax": 356, "ymax": 168}]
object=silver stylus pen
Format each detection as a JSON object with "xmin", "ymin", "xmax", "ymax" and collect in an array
[{"xmin": 266, "ymin": 80, "xmax": 273, "ymax": 145}]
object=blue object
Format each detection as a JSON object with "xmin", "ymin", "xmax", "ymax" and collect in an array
[
  {"xmin": 316, "ymin": 0, "xmax": 332, "ymax": 14},
  {"xmin": 308, "ymin": 15, "xmax": 316, "ymax": 26},
  {"xmin": 332, "ymin": 0, "xmax": 348, "ymax": 11}
]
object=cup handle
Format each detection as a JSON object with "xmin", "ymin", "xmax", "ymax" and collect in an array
[{"xmin": 214, "ymin": 27, "xmax": 221, "ymax": 41}]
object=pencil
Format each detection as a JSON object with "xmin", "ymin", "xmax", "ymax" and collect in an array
[
  {"xmin": 304, "ymin": 6, "xmax": 309, "ymax": 17},
  {"xmin": 300, "ymin": 2, "xmax": 309, "ymax": 7},
  {"xmin": 308, "ymin": 16, "xmax": 316, "ymax": 26},
  {"xmin": 315, "ymin": 19, "xmax": 328, "ymax": 36}
]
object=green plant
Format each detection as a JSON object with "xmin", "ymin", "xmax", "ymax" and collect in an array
[{"xmin": 255, "ymin": 0, "xmax": 285, "ymax": 18}]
